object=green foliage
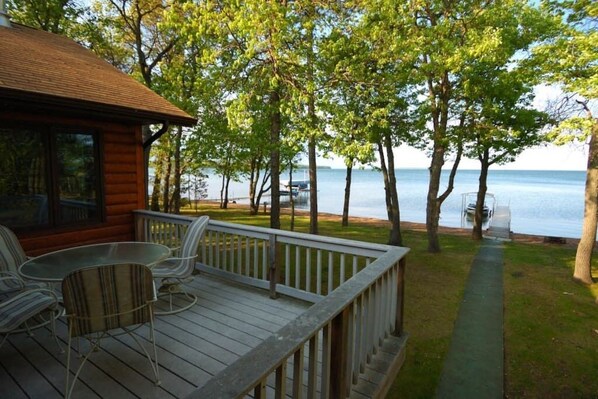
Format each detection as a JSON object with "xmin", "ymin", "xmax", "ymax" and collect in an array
[
  {"xmin": 6, "ymin": 0, "xmax": 83, "ymax": 34},
  {"xmin": 534, "ymin": 0, "xmax": 597, "ymax": 144}
]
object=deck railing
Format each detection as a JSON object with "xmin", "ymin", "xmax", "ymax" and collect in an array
[{"xmin": 134, "ymin": 210, "xmax": 409, "ymax": 398}]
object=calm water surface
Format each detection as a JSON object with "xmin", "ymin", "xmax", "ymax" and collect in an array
[{"xmin": 206, "ymin": 168, "xmax": 586, "ymax": 239}]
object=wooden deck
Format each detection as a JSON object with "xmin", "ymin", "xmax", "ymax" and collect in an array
[{"xmin": 0, "ymin": 274, "xmax": 311, "ymax": 399}]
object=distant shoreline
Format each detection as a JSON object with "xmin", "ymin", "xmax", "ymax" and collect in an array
[{"xmin": 199, "ymin": 200, "xmax": 580, "ymax": 248}]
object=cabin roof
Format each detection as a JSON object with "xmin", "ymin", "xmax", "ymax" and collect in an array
[{"xmin": 0, "ymin": 23, "xmax": 196, "ymax": 126}]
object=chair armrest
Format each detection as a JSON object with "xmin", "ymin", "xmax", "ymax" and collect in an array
[
  {"xmin": 0, "ymin": 287, "xmax": 59, "ymax": 309},
  {"xmin": 162, "ymin": 254, "xmax": 197, "ymax": 263},
  {"xmin": 0, "ymin": 272, "xmax": 25, "ymax": 291}
]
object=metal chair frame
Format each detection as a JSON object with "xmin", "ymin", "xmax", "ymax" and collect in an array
[
  {"xmin": 62, "ymin": 264, "xmax": 160, "ymax": 399},
  {"xmin": 152, "ymin": 216, "xmax": 209, "ymax": 315}
]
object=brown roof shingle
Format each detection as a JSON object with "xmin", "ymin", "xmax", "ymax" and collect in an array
[{"xmin": 0, "ymin": 23, "xmax": 196, "ymax": 126}]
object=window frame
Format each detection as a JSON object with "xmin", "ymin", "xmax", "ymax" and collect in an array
[{"xmin": 0, "ymin": 123, "xmax": 105, "ymax": 232}]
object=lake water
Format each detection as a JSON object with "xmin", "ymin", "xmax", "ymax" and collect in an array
[{"xmin": 204, "ymin": 168, "xmax": 586, "ymax": 239}]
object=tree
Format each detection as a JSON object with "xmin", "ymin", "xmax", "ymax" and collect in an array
[
  {"xmin": 6, "ymin": 0, "xmax": 83, "ymax": 34},
  {"xmin": 533, "ymin": 0, "xmax": 597, "ymax": 284},
  {"xmin": 89, "ymin": 0, "xmax": 182, "ymax": 212},
  {"xmin": 463, "ymin": 85, "xmax": 547, "ymax": 239},
  {"xmin": 458, "ymin": 1, "xmax": 552, "ymax": 239},
  {"xmin": 321, "ymin": 2, "xmax": 415, "ymax": 246}
]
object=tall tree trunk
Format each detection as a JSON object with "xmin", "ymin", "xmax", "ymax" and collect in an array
[
  {"xmin": 307, "ymin": 12, "xmax": 318, "ymax": 235},
  {"xmin": 342, "ymin": 160, "xmax": 353, "ymax": 227},
  {"xmin": 223, "ymin": 175, "xmax": 230, "ymax": 210},
  {"xmin": 219, "ymin": 174, "xmax": 226, "ymax": 209},
  {"xmin": 574, "ymin": 118, "xmax": 598, "ymax": 284},
  {"xmin": 426, "ymin": 71, "xmax": 453, "ymax": 253},
  {"xmin": 256, "ymin": 168, "xmax": 271, "ymax": 217},
  {"xmin": 150, "ymin": 155, "xmax": 163, "ymax": 211},
  {"xmin": 377, "ymin": 136, "xmax": 402, "ymax": 246},
  {"xmin": 249, "ymin": 158, "xmax": 259, "ymax": 215},
  {"xmin": 172, "ymin": 126, "xmax": 182, "ymax": 214},
  {"xmin": 162, "ymin": 147, "xmax": 172, "ymax": 214},
  {"xmin": 270, "ymin": 89, "xmax": 281, "ymax": 230},
  {"xmin": 289, "ymin": 163, "xmax": 295, "ymax": 231},
  {"xmin": 308, "ymin": 136, "xmax": 318, "ymax": 234},
  {"xmin": 426, "ymin": 142, "xmax": 444, "ymax": 252},
  {"xmin": 473, "ymin": 149, "xmax": 490, "ymax": 240},
  {"xmin": 385, "ymin": 135, "xmax": 402, "ymax": 246}
]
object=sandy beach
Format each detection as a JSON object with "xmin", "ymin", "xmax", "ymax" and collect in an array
[{"xmin": 203, "ymin": 200, "xmax": 580, "ymax": 248}]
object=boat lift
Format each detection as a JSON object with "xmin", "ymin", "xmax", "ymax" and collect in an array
[
  {"xmin": 461, "ymin": 192, "xmax": 496, "ymax": 226},
  {"xmin": 461, "ymin": 191, "xmax": 512, "ymax": 239}
]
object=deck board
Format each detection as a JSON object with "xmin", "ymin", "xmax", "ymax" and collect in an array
[{"xmin": 0, "ymin": 274, "xmax": 310, "ymax": 398}]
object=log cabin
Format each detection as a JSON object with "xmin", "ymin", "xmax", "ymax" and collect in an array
[{"xmin": 0, "ymin": 20, "xmax": 196, "ymax": 255}]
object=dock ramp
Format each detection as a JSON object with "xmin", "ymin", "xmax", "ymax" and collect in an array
[{"xmin": 486, "ymin": 206, "xmax": 511, "ymax": 240}]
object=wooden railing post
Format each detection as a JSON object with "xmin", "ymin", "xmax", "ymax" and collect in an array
[
  {"xmin": 134, "ymin": 213, "xmax": 144, "ymax": 241},
  {"xmin": 394, "ymin": 257, "xmax": 406, "ymax": 336},
  {"xmin": 269, "ymin": 234, "xmax": 279, "ymax": 299},
  {"xmin": 330, "ymin": 304, "xmax": 352, "ymax": 398}
]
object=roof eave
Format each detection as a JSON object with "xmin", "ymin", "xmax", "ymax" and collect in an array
[{"xmin": 0, "ymin": 89, "xmax": 197, "ymax": 126}]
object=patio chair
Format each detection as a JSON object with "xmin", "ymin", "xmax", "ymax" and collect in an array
[
  {"xmin": 0, "ymin": 283, "xmax": 61, "ymax": 350},
  {"xmin": 152, "ymin": 216, "xmax": 209, "ymax": 315},
  {"xmin": 62, "ymin": 263, "xmax": 160, "ymax": 399},
  {"xmin": 0, "ymin": 224, "xmax": 43, "ymax": 294}
]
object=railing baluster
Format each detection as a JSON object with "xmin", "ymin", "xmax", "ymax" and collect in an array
[
  {"xmin": 214, "ymin": 232, "xmax": 220, "ymax": 269},
  {"xmin": 346, "ymin": 299, "xmax": 355, "ymax": 391},
  {"xmin": 306, "ymin": 248, "xmax": 311, "ymax": 293},
  {"xmin": 395, "ymin": 258, "xmax": 406, "ymax": 336},
  {"xmin": 366, "ymin": 285, "xmax": 374, "ymax": 362},
  {"xmin": 254, "ymin": 379, "xmax": 266, "ymax": 399},
  {"xmin": 352, "ymin": 256, "xmax": 358, "ymax": 277},
  {"xmin": 328, "ymin": 252, "xmax": 333, "ymax": 294},
  {"xmin": 262, "ymin": 239, "xmax": 267, "ymax": 280},
  {"xmin": 292, "ymin": 347, "xmax": 304, "ymax": 398},
  {"xmin": 237, "ymin": 236, "xmax": 242, "ymax": 275},
  {"xmin": 245, "ymin": 237, "xmax": 250, "ymax": 276},
  {"xmin": 354, "ymin": 294, "xmax": 363, "ymax": 378},
  {"xmin": 253, "ymin": 238, "xmax": 260, "ymax": 279},
  {"xmin": 285, "ymin": 244, "xmax": 290, "ymax": 286},
  {"xmin": 275, "ymin": 362, "xmax": 287, "ymax": 399},
  {"xmin": 321, "ymin": 323, "xmax": 331, "ymax": 399},
  {"xmin": 295, "ymin": 246, "xmax": 300, "ymax": 289},
  {"xmin": 307, "ymin": 334, "xmax": 318, "ymax": 399},
  {"xmin": 316, "ymin": 250, "xmax": 322, "ymax": 295},
  {"xmin": 374, "ymin": 278, "xmax": 381, "ymax": 351},
  {"xmin": 223, "ymin": 233, "xmax": 228, "ymax": 272},
  {"xmin": 340, "ymin": 253, "xmax": 346, "ymax": 284}
]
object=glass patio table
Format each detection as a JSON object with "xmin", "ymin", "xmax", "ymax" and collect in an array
[{"xmin": 19, "ymin": 242, "xmax": 171, "ymax": 282}]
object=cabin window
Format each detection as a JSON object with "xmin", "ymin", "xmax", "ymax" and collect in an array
[{"xmin": 0, "ymin": 126, "xmax": 102, "ymax": 230}]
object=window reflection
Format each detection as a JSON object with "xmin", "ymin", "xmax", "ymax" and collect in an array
[
  {"xmin": 56, "ymin": 133, "xmax": 98, "ymax": 223},
  {"xmin": 0, "ymin": 129, "xmax": 48, "ymax": 228},
  {"xmin": 0, "ymin": 127, "xmax": 101, "ymax": 230}
]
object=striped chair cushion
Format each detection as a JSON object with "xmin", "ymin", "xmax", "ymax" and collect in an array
[
  {"xmin": 62, "ymin": 264, "xmax": 155, "ymax": 337},
  {"xmin": 0, "ymin": 291, "xmax": 55, "ymax": 333},
  {"xmin": 0, "ymin": 225, "xmax": 28, "ymax": 274},
  {"xmin": 152, "ymin": 216, "xmax": 209, "ymax": 279}
]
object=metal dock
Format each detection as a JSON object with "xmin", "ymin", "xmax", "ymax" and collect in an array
[{"xmin": 486, "ymin": 205, "xmax": 512, "ymax": 240}]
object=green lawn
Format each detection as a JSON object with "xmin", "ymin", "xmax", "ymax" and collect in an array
[{"xmin": 184, "ymin": 204, "xmax": 598, "ymax": 398}]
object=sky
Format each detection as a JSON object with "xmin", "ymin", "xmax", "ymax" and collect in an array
[
  {"xmin": 316, "ymin": 84, "xmax": 591, "ymax": 171},
  {"xmin": 316, "ymin": 142, "xmax": 588, "ymax": 171}
]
